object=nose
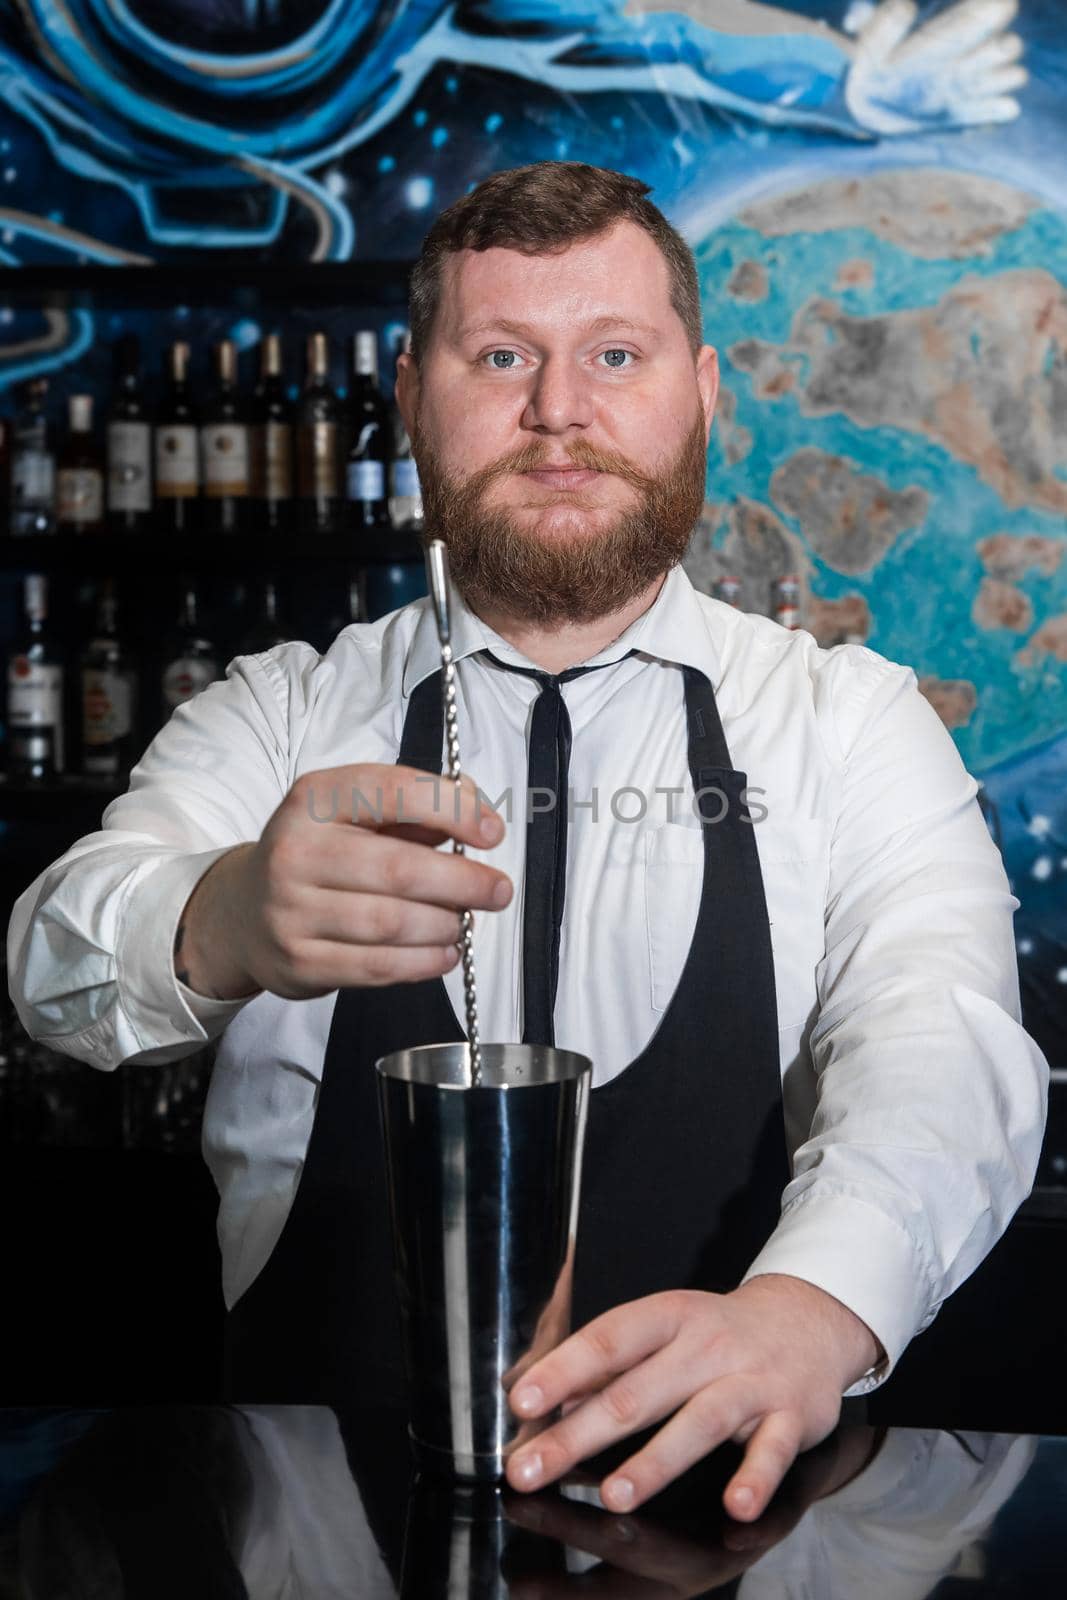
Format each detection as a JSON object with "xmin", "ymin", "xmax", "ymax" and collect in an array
[{"xmin": 519, "ymin": 353, "xmax": 595, "ymax": 435}]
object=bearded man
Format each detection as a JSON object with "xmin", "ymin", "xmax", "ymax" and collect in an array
[{"xmin": 8, "ymin": 162, "xmax": 1047, "ymax": 1522}]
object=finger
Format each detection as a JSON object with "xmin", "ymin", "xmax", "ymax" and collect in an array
[
  {"xmin": 723, "ymin": 1411, "xmax": 804, "ymax": 1523},
  {"xmin": 979, "ymin": 63, "xmax": 1023, "ymax": 92},
  {"xmin": 855, "ymin": 0, "xmax": 917, "ymax": 60},
  {"xmin": 957, "ymin": 62, "xmax": 1027, "ymax": 93},
  {"xmin": 315, "ymin": 829, "xmax": 513, "ymax": 913},
  {"xmin": 948, "ymin": 92, "xmax": 1021, "ymax": 121},
  {"xmin": 300, "ymin": 765, "xmax": 506, "ymax": 850},
  {"xmin": 292, "ymin": 888, "xmax": 461, "ymax": 948},
  {"xmin": 511, "ymin": 1345, "xmax": 696, "ymax": 1494},
  {"xmin": 509, "ymin": 1295, "xmax": 687, "ymax": 1423},
  {"xmin": 286, "ymin": 938, "xmax": 459, "ymax": 989},
  {"xmin": 594, "ymin": 1375, "xmax": 765, "ymax": 1513},
  {"xmin": 955, "ymin": 31, "xmax": 1023, "ymax": 74},
  {"xmin": 377, "ymin": 822, "xmax": 453, "ymax": 847},
  {"xmin": 896, "ymin": 0, "xmax": 1018, "ymax": 66}
]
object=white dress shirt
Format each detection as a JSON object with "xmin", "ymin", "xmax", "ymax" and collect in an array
[{"xmin": 6, "ymin": 565, "xmax": 1049, "ymax": 1394}]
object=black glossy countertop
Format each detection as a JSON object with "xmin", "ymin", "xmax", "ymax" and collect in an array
[{"xmin": 1, "ymin": 1406, "xmax": 1065, "ymax": 1596}]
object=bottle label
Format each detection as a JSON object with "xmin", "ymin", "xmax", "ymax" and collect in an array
[
  {"xmin": 391, "ymin": 457, "xmax": 420, "ymax": 498},
  {"xmin": 13, "ymin": 450, "xmax": 55, "ymax": 505},
  {"xmin": 8, "ymin": 658, "xmax": 64, "ymax": 770},
  {"xmin": 202, "ymin": 425, "xmax": 250, "ymax": 496},
  {"xmin": 347, "ymin": 460, "xmax": 385, "ymax": 501},
  {"xmin": 252, "ymin": 421, "xmax": 293, "ymax": 501},
  {"xmin": 82, "ymin": 667, "xmax": 134, "ymax": 746},
  {"xmin": 107, "ymin": 422, "xmax": 152, "ymax": 512},
  {"xmin": 299, "ymin": 421, "xmax": 339, "ymax": 499},
  {"xmin": 57, "ymin": 468, "xmax": 104, "ymax": 526},
  {"xmin": 162, "ymin": 655, "xmax": 218, "ymax": 709},
  {"xmin": 156, "ymin": 425, "xmax": 199, "ymax": 498}
]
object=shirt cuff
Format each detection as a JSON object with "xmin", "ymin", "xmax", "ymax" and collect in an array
[
  {"xmin": 176, "ymin": 975, "xmax": 255, "ymax": 1030},
  {"xmin": 740, "ymin": 1190, "xmax": 937, "ymax": 1397},
  {"xmin": 115, "ymin": 847, "xmax": 259, "ymax": 1053}
]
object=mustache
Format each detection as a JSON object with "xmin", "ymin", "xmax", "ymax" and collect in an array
[{"xmin": 414, "ymin": 428, "xmax": 658, "ymax": 496}]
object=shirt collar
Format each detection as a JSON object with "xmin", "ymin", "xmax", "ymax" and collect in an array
[{"xmin": 402, "ymin": 562, "xmax": 718, "ymax": 696}]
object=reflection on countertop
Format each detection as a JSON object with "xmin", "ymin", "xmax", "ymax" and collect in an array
[{"xmin": 0, "ymin": 1404, "xmax": 1062, "ymax": 1597}]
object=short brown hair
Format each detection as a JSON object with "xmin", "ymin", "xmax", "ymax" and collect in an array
[{"xmin": 407, "ymin": 161, "xmax": 702, "ymax": 363}]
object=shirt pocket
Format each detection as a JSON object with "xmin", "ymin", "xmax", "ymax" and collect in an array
[
  {"xmin": 643, "ymin": 821, "xmax": 706, "ymax": 1014},
  {"xmin": 754, "ymin": 816, "xmax": 831, "ymax": 1029}
]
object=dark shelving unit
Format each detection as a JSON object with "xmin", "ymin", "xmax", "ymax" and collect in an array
[
  {"xmin": 1, "ymin": 256, "xmax": 420, "ymax": 824},
  {"xmin": 1, "ymin": 261, "xmax": 414, "ymax": 309},
  {"xmin": 0, "ymin": 524, "xmax": 423, "ymax": 576},
  {"xmin": 1, "ymin": 257, "xmax": 422, "ymax": 1399}
]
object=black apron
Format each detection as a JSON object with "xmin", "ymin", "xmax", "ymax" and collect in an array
[{"xmin": 224, "ymin": 659, "xmax": 790, "ymax": 1407}]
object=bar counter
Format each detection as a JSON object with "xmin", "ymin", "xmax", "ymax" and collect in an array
[{"xmin": 2, "ymin": 1405, "xmax": 1065, "ymax": 1595}]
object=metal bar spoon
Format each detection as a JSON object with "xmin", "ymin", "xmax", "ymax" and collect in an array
[{"xmin": 425, "ymin": 538, "xmax": 483, "ymax": 1087}]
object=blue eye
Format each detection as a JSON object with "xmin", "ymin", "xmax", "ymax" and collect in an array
[
  {"xmin": 601, "ymin": 349, "xmax": 633, "ymax": 368},
  {"xmin": 485, "ymin": 350, "xmax": 520, "ymax": 369}
]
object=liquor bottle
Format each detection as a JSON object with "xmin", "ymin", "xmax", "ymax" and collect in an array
[
  {"xmin": 296, "ymin": 331, "xmax": 342, "ymax": 535},
  {"xmin": 160, "ymin": 581, "xmax": 220, "ymax": 717},
  {"xmin": 201, "ymin": 339, "xmax": 251, "ymax": 536},
  {"xmin": 57, "ymin": 395, "xmax": 106, "ymax": 535},
  {"xmin": 106, "ymin": 334, "xmax": 152, "ymax": 535},
  {"xmin": 345, "ymin": 330, "xmax": 392, "ymax": 538},
  {"xmin": 10, "ymin": 378, "xmax": 56, "ymax": 537},
  {"xmin": 771, "ymin": 575, "xmax": 802, "ymax": 630},
  {"xmin": 5, "ymin": 574, "xmax": 64, "ymax": 779},
  {"xmin": 80, "ymin": 579, "xmax": 138, "ymax": 778},
  {"xmin": 155, "ymin": 341, "xmax": 200, "ymax": 535},
  {"xmin": 712, "ymin": 575, "xmax": 743, "ymax": 609},
  {"xmin": 238, "ymin": 575, "xmax": 291, "ymax": 654},
  {"xmin": 249, "ymin": 333, "xmax": 293, "ymax": 536}
]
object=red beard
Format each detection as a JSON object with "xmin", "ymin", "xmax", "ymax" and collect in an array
[{"xmin": 412, "ymin": 411, "xmax": 707, "ymax": 627}]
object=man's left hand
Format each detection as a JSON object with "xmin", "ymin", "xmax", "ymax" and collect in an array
[{"xmin": 504, "ymin": 1273, "xmax": 883, "ymax": 1520}]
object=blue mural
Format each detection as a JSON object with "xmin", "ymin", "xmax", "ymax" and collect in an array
[
  {"xmin": 0, "ymin": 0, "xmax": 1064, "ymax": 1059},
  {"xmin": 0, "ymin": 2, "xmax": 1050, "ymax": 269}
]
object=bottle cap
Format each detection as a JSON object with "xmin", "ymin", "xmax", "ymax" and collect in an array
[
  {"xmin": 354, "ymin": 330, "xmax": 378, "ymax": 377},
  {"xmin": 216, "ymin": 340, "xmax": 237, "ymax": 384},
  {"xmin": 261, "ymin": 333, "xmax": 283, "ymax": 377},
  {"xmin": 68, "ymin": 394, "xmax": 93, "ymax": 432},
  {"xmin": 24, "ymin": 573, "xmax": 48, "ymax": 621},
  {"xmin": 307, "ymin": 331, "xmax": 329, "ymax": 378}
]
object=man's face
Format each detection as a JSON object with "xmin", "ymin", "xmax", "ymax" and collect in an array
[{"xmin": 396, "ymin": 220, "xmax": 719, "ymax": 626}]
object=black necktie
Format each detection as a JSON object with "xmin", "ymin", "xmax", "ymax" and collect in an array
[{"xmin": 481, "ymin": 647, "xmax": 638, "ymax": 1047}]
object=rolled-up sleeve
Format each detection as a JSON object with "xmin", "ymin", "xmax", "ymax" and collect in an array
[
  {"xmin": 742, "ymin": 646, "xmax": 1049, "ymax": 1391},
  {"xmin": 6, "ymin": 644, "xmax": 317, "ymax": 1070}
]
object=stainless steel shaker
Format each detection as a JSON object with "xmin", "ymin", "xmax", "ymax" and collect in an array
[
  {"xmin": 377, "ymin": 1041, "xmax": 591, "ymax": 1480},
  {"xmin": 376, "ymin": 542, "xmax": 593, "ymax": 1479}
]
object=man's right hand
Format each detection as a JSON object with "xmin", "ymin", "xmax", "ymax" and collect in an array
[{"xmin": 172, "ymin": 763, "xmax": 512, "ymax": 1002}]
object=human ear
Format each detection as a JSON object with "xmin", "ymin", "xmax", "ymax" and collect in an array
[
  {"xmin": 395, "ymin": 350, "xmax": 420, "ymax": 439},
  {"xmin": 696, "ymin": 345, "xmax": 720, "ymax": 443}
]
